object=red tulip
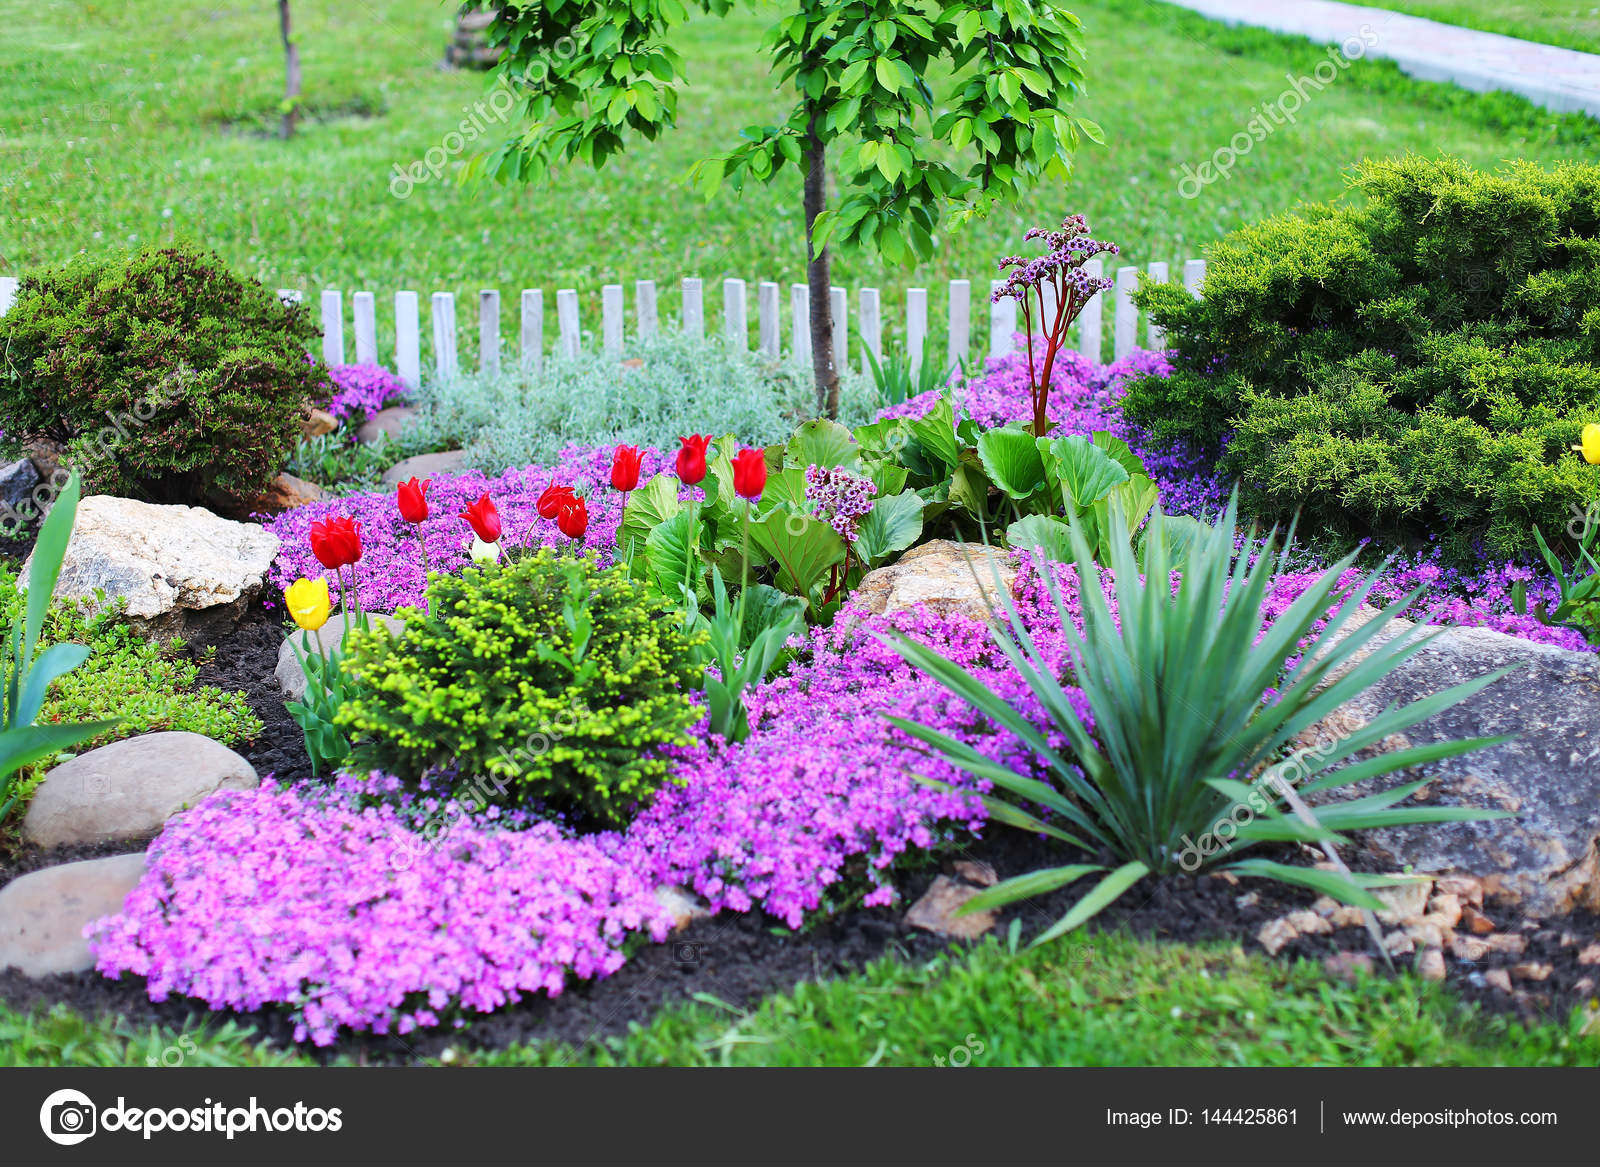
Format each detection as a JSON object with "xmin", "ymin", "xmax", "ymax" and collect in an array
[
  {"xmin": 556, "ymin": 495, "xmax": 589, "ymax": 540},
  {"xmin": 676, "ymin": 434, "xmax": 711, "ymax": 486},
  {"xmin": 309, "ymin": 515, "xmax": 362, "ymax": 570},
  {"xmin": 459, "ymin": 494, "xmax": 503, "ymax": 543},
  {"xmin": 611, "ymin": 445, "xmax": 642, "ymax": 493},
  {"xmin": 396, "ymin": 476, "xmax": 430, "ymax": 524},
  {"xmin": 731, "ymin": 448, "xmax": 767, "ymax": 502},
  {"xmin": 537, "ymin": 482, "xmax": 576, "ymax": 520}
]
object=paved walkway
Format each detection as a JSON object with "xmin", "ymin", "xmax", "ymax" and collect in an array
[{"xmin": 1168, "ymin": 0, "xmax": 1600, "ymax": 119}]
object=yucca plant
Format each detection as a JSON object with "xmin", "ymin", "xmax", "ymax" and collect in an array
[
  {"xmin": 1, "ymin": 471, "xmax": 119, "ymax": 821},
  {"xmin": 884, "ymin": 495, "xmax": 1515, "ymax": 945}
]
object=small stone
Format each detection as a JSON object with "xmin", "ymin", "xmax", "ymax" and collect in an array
[
  {"xmin": 1374, "ymin": 878, "xmax": 1433, "ymax": 925},
  {"xmin": 1578, "ymin": 942, "xmax": 1600, "ymax": 966},
  {"xmin": 1452, "ymin": 935, "xmax": 1489, "ymax": 962},
  {"xmin": 1485, "ymin": 968, "xmax": 1513, "ymax": 992},
  {"xmin": 1382, "ymin": 930, "xmax": 1416, "ymax": 956},
  {"xmin": 1323, "ymin": 952, "xmax": 1374, "ymax": 981},
  {"xmin": 0, "ymin": 853, "xmax": 147, "ymax": 976},
  {"xmin": 1434, "ymin": 875, "xmax": 1484, "ymax": 906},
  {"xmin": 1236, "ymin": 891, "xmax": 1261, "ymax": 909},
  {"xmin": 276, "ymin": 610, "xmax": 407, "ymax": 701},
  {"xmin": 1511, "ymin": 962, "xmax": 1552, "ymax": 982},
  {"xmin": 652, "ymin": 885, "xmax": 708, "ymax": 934},
  {"xmin": 1312, "ymin": 895, "xmax": 1340, "ymax": 917},
  {"xmin": 1406, "ymin": 921, "xmax": 1446, "ymax": 949},
  {"xmin": 1285, "ymin": 910, "xmax": 1332, "ymax": 936},
  {"xmin": 1330, "ymin": 906, "xmax": 1366, "ymax": 929},
  {"xmin": 300, "ymin": 407, "xmax": 338, "ymax": 439},
  {"xmin": 905, "ymin": 876, "xmax": 996, "ymax": 940},
  {"xmin": 380, "ymin": 450, "xmax": 469, "ymax": 486},
  {"xmin": 1574, "ymin": 977, "xmax": 1595, "ymax": 996},
  {"xmin": 1427, "ymin": 893, "xmax": 1463, "ymax": 928},
  {"xmin": 1461, "ymin": 905, "xmax": 1496, "ymax": 934},
  {"xmin": 952, "ymin": 859, "xmax": 998, "ymax": 887},
  {"xmin": 621, "ymin": 358, "xmax": 645, "ymax": 371},
  {"xmin": 247, "ymin": 471, "xmax": 325, "ymax": 515},
  {"xmin": 1214, "ymin": 871, "xmax": 1240, "ymax": 886},
  {"xmin": 356, "ymin": 405, "xmax": 416, "ymax": 445},
  {"xmin": 1418, "ymin": 949, "xmax": 1447, "ymax": 982},
  {"xmin": 1257, "ymin": 918, "xmax": 1298, "ymax": 955},
  {"xmin": 1484, "ymin": 933, "xmax": 1526, "ymax": 955}
]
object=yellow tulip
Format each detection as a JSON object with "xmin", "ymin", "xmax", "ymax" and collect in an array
[
  {"xmin": 1582, "ymin": 424, "xmax": 1600, "ymax": 465},
  {"xmin": 285, "ymin": 577, "xmax": 332, "ymax": 632}
]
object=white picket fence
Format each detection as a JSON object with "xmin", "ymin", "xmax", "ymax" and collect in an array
[{"xmin": 0, "ymin": 259, "xmax": 1208, "ymax": 389}]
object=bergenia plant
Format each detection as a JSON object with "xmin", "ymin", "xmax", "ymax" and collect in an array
[{"xmin": 992, "ymin": 213, "xmax": 1118, "ymax": 434}]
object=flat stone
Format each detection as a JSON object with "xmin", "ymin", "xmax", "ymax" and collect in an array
[
  {"xmin": 1307, "ymin": 621, "xmax": 1600, "ymax": 917},
  {"xmin": 300, "ymin": 406, "xmax": 338, "ymax": 439},
  {"xmin": 22, "ymin": 732, "xmax": 258, "ymax": 848},
  {"xmin": 246, "ymin": 471, "xmax": 325, "ymax": 515},
  {"xmin": 852, "ymin": 539, "xmax": 1017, "ymax": 624},
  {"xmin": 356, "ymin": 406, "xmax": 416, "ymax": 445},
  {"xmin": 380, "ymin": 449, "xmax": 468, "ymax": 486},
  {"xmin": 0, "ymin": 853, "xmax": 147, "ymax": 976},
  {"xmin": 905, "ymin": 875, "xmax": 997, "ymax": 940},
  {"xmin": 24, "ymin": 495, "xmax": 280, "ymax": 640},
  {"xmin": 276, "ymin": 610, "xmax": 407, "ymax": 701},
  {"xmin": 1373, "ymin": 877, "xmax": 1433, "ymax": 925}
]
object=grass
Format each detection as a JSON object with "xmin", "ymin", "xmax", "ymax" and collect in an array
[
  {"xmin": 4, "ymin": 933, "xmax": 1597, "ymax": 1067},
  {"xmin": 1360, "ymin": 0, "xmax": 1600, "ymax": 55},
  {"xmin": 0, "ymin": 0, "xmax": 1593, "ymax": 367}
]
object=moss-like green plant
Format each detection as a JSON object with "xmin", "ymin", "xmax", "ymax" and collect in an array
[
  {"xmin": 0, "ymin": 244, "xmax": 326, "ymax": 507},
  {"xmin": 336, "ymin": 550, "xmax": 705, "ymax": 827},
  {"xmin": 1125, "ymin": 156, "xmax": 1600, "ymax": 559}
]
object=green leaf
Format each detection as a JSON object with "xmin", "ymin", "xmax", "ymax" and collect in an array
[
  {"xmin": 1031, "ymin": 861, "xmax": 1149, "ymax": 946},
  {"xmin": 854, "ymin": 491, "xmax": 923, "ymax": 568},
  {"xmin": 785, "ymin": 418, "xmax": 859, "ymax": 471},
  {"xmin": 644, "ymin": 507, "xmax": 701, "ymax": 601},
  {"xmin": 977, "ymin": 425, "xmax": 1047, "ymax": 500},
  {"xmin": 619, "ymin": 474, "xmax": 682, "ymax": 561},
  {"xmin": 1006, "ymin": 514, "xmax": 1073, "ymax": 562},
  {"xmin": 1038, "ymin": 434, "xmax": 1128, "ymax": 507},
  {"xmin": 873, "ymin": 56, "xmax": 899, "ymax": 92},
  {"xmin": 957, "ymin": 864, "xmax": 1102, "ymax": 915},
  {"xmin": 748, "ymin": 509, "xmax": 847, "ymax": 601},
  {"xmin": 24, "ymin": 470, "xmax": 80, "ymax": 664}
]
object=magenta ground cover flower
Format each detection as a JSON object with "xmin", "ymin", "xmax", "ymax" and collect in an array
[{"xmin": 322, "ymin": 364, "xmax": 409, "ymax": 424}]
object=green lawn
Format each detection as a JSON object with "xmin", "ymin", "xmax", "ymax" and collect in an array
[
  {"xmin": 5, "ymin": 934, "xmax": 1596, "ymax": 1067},
  {"xmin": 1365, "ymin": 0, "xmax": 1600, "ymax": 55},
  {"xmin": 0, "ymin": 0, "xmax": 1592, "ymax": 366}
]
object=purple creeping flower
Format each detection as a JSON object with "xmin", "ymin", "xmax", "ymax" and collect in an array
[
  {"xmin": 804, "ymin": 464, "xmax": 876, "ymax": 542},
  {"xmin": 322, "ymin": 364, "xmax": 410, "ymax": 425}
]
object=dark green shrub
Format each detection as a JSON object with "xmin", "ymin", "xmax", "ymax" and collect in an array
[
  {"xmin": 0, "ymin": 244, "xmax": 326, "ymax": 505},
  {"xmin": 1125, "ymin": 156, "xmax": 1600, "ymax": 558},
  {"xmin": 336, "ymin": 551, "xmax": 706, "ymax": 827}
]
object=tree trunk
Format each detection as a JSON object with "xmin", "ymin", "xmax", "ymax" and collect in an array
[
  {"xmin": 802, "ymin": 108, "xmax": 839, "ymax": 419},
  {"xmin": 279, "ymin": 0, "xmax": 301, "ymax": 140}
]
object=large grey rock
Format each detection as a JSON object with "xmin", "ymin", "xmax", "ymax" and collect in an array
[
  {"xmin": 24, "ymin": 495, "xmax": 280, "ymax": 639},
  {"xmin": 380, "ymin": 449, "xmax": 468, "ymax": 486},
  {"xmin": 276, "ymin": 610, "xmax": 407, "ymax": 701},
  {"xmin": 22, "ymin": 732, "xmax": 258, "ymax": 848},
  {"xmin": 1308, "ymin": 619, "xmax": 1600, "ymax": 916},
  {"xmin": 0, "ymin": 853, "xmax": 146, "ymax": 976},
  {"xmin": 0, "ymin": 457, "xmax": 40, "ymax": 516},
  {"xmin": 852, "ymin": 539, "xmax": 1017, "ymax": 623}
]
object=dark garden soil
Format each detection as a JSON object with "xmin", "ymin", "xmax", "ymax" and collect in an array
[{"xmin": 1, "ymin": 600, "xmax": 1597, "ymax": 1062}]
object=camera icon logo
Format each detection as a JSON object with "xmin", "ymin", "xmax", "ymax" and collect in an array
[
  {"xmin": 672, "ymin": 942, "xmax": 703, "ymax": 965},
  {"xmin": 39, "ymin": 1088, "xmax": 97, "ymax": 1146}
]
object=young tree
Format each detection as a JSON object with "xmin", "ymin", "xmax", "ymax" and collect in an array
[
  {"xmin": 474, "ymin": 1, "xmax": 1100, "ymax": 418},
  {"xmin": 278, "ymin": 0, "xmax": 302, "ymax": 139}
]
